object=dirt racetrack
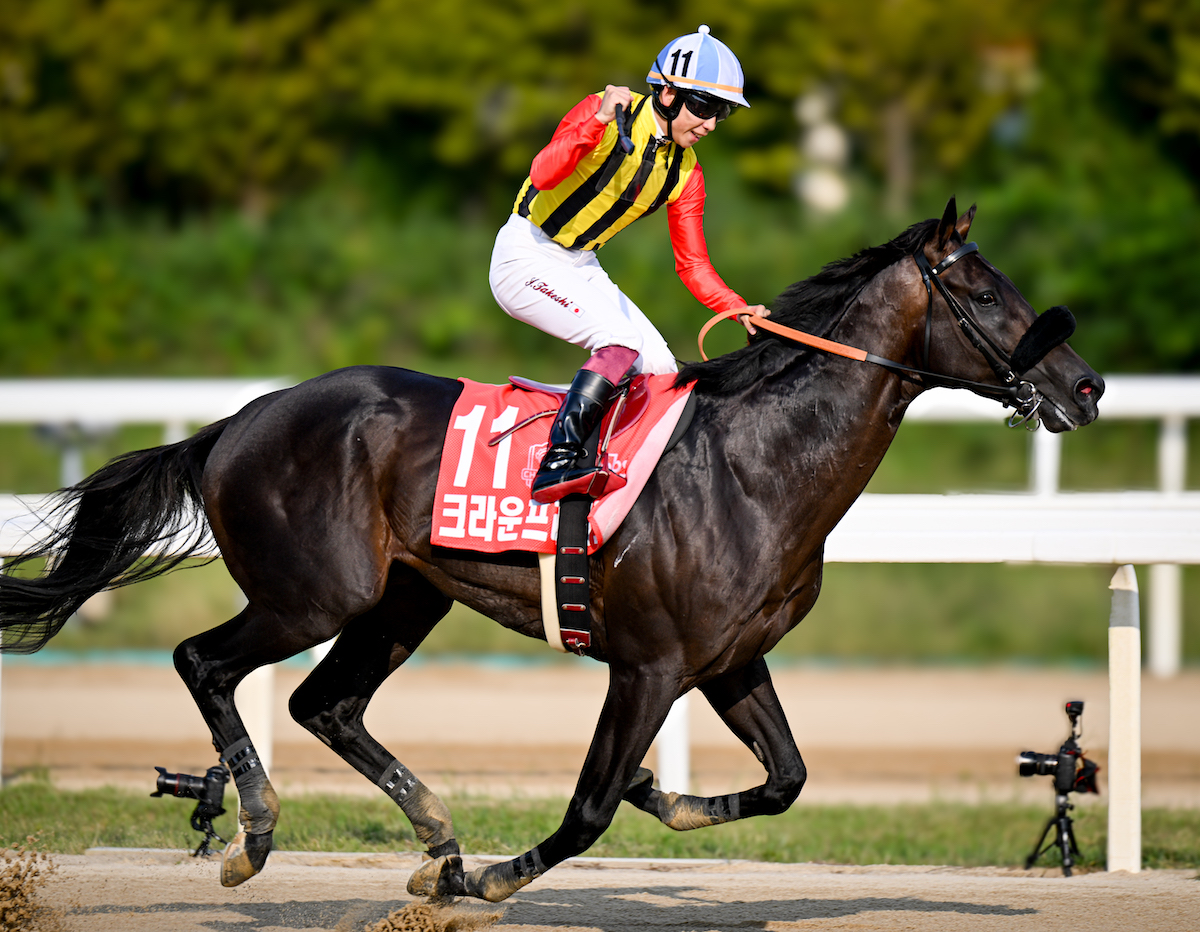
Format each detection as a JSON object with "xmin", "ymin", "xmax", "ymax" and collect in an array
[
  {"xmin": 7, "ymin": 662, "xmax": 1200, "ymax": 931},
  {"xmin": 34, "ymin": 848, "xmax": 1200, "ymax": 932}
]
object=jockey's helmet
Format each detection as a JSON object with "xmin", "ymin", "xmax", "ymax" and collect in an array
[{"xmin": 647, "ymin": 25, "xmax": 750, "ymax": 123}]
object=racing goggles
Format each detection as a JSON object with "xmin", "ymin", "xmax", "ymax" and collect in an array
[{"xmin": 680, "ymin": 90, "xmax": 734, "ymax": 122}]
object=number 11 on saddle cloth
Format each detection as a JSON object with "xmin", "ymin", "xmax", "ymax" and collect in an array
[{"xmin": 431, "ymin": 374, "xmax": 693, "ymax": 555}]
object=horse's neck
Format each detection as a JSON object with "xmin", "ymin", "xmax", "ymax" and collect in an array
[
  {"xmin": 744, "ymin": 281, "xmax": 923, "ymax": 544},
  {"xmin": 768, "ymin": 355, "xmax": 906, "ymax": 499}
]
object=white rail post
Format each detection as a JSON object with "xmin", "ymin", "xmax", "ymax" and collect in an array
[
  {"xmin": 1148, "ymin": 564, "xmax": 1182, "ymax": 679},
  {"xmin": 1107, "ymin": 565, "xmax": 1141, "ymax": 873},
  {"xmin": 657, "ymin": 694, "xmax": 691, "ymax": 794},
  {"xmin": 1031, "ymin": 428, "xmax": 1062, "ymax": 496},
  {"xmin": 1149, "ymin": 414, "xmax": 1186, "ymax": 678}
]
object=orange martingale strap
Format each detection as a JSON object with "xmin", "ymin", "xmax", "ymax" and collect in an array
[{"xmin": 697, "ymin": 309, "xmax": 871, "ymax": 363}]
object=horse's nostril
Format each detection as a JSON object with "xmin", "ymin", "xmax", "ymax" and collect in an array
[{"xmin": 1075, "ymin": 376, "xmax": 1104, "ymax": 402}]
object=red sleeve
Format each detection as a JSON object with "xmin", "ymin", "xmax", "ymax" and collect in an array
[
  {"xmin": 528, "ymin": 95, "xmax": 609, "ymax": 191},
  {"xmin": 667, "ymin": 165, "xmax": 746, "ymax": 314}
]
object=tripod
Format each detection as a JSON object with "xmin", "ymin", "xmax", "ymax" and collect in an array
[
  {"xmin": 1024, "ymin": 793, "xmax": 1080, "ymax": 876},
  {"xmin": 1018, "ymin": 700, "xmax": 1099, "ymax": 877}
]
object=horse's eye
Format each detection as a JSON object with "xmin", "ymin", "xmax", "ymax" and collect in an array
[{"xmin": 976, "ymin": 292, "xmax": 997, "ymax": 307}]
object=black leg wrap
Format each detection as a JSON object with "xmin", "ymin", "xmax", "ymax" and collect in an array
[
  {"xmin": 383, "ymin": 757, "xmax": 465, "ymax": 898},
  {"xmin": 465, "ymin": 847, "xmax": 546, "ymax": 902},
  {"xmin": 219, "ymin": 738, "xmax": 278, "ymax": 888},
  {"xmin": 622, "ymin": 767, "xmax": 740, "ymax": 831},
  {"xmin": 427, "ymin": 839, "xmax": 460, "ymax": 860},
  {"xmin": 222, "ymin": 737, "xmax": 263, "ymax": 780},
  {"xmin": 376, "ymin": 758, "xmax": 419, "ymax": 802},
  {"xmin": 378, "ymin": 758, "xmax": 457, "ymax": 852}
]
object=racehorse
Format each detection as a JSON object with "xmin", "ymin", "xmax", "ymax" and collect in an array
[{"xmin": 0, "ymin": 200, "xmax": 1102, "ymax": 901}]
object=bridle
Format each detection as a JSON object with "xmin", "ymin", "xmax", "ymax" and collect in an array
[
  {"xmin": 910, "ymin": 241, "xmax": 1042, "ymax": 428},
  {"xmin": 698, "ymin": 241, "xmax": 1071, "ymax": 430}
]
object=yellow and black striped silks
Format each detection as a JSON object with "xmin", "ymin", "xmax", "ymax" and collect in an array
[{"xmin": 513, "ymin": 92, "xmax": 698, "ymax": 251}]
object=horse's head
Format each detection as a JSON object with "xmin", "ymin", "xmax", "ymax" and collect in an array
[{"xmin": 913, "ymin": 198, "xmax": 1103, "ymax": 432}]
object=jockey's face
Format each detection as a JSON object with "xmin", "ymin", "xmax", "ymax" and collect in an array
[{"xmin": 657, "ymin": 87, "xmax": 717, "ymax": 148}]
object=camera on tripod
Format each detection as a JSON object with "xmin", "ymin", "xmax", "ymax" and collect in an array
[
  {"xmin": 151, "ymin": 765, "xmax": 230, "ymax": 857},
  {"xmin": 1016, "ymin": 699, "xmax": 1100, "ymax": 875}
]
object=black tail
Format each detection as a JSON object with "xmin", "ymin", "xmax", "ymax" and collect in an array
[{"xmin": 0, "ymin": 419, "xmax": 230, "ymax": 653}]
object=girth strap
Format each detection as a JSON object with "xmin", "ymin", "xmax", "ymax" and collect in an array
[{"xmin": 555, "ymin": 494, "xmax": 593, "ymax": 654}]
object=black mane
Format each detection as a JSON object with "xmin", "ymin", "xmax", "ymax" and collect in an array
[{"xmin": 676, "ymin": 218, "xmax": 938, "ymax": 395}]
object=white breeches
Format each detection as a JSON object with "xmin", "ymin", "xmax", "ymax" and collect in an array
[{"xmin": 488, "ymin": 214, "xmax": 678, "ymax": 375}]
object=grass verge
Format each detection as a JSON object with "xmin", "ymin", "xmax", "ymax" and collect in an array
[{"xmin": 1, "ymin": 780, "xmax": 1196, "ymax": 871}]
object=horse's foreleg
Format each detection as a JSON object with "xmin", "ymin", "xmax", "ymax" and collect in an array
[
  {"xmin": 458, "ymin": 667, "xmax": 675, "ymax": 902},
  {"xmin": 287, "ymin": 579, "xmax": 466, "ymax": 896},
  {"xmin": 174, "ymin": 605, "xmax": 316, "ymax": 887},
  {"xmin": 623, "ymin": 657, "xmax": 806, "ymax": 829}
]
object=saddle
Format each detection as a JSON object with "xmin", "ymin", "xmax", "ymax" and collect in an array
[{"xmin": 508, "ymin": 375, "xmax": 652, "ymax": 443}]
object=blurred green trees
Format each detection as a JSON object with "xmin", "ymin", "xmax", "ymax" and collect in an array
[
  {"xmin": 0, "ymin": 0, "xmax": 670, "ymax": 211},
  {"xmin": 0, "ymin": 0, "xmax": 1197, "ymax": 376}
]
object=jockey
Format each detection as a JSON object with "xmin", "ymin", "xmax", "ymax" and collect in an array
[{"xmin": 489, "ymin": 25, "xmax": 767, "ymax": 504}]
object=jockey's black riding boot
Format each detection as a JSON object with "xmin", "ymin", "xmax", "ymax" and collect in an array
[{"xmin": 531, "ymin": 368, "xmax": 617, "ymax": 504}]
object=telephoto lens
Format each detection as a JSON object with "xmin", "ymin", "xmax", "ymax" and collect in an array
[
  {"xmin": 1016, "ymin": 751, "xmax": 1059, "ymax": 777},
  {"xmin": 152, "ymin": 767, "xmax": 210, "ymax": 801},
  {"xmin": 150, "ymin": 764, "xmax": 230, "ymax": 857}
]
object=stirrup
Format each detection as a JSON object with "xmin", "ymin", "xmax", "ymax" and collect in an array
[{"xmin": 532, "ymin": 466, "xmax": 624, "ymax": 504}]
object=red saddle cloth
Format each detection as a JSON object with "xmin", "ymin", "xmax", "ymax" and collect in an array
[{"xmin": 432, "ymin": 374, "xmax": 693, "ymax": 555}]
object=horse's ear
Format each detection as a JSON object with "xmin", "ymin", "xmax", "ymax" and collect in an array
[
  {"xmin": 935, "ymin": 197, "xmax": 958, "ymax": 250},
  {"xmin": 956, "ymin": 203, "xmax": 977, "ymax": 241}
]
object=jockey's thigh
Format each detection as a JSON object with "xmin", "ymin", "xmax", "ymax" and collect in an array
[
  {"xmin": 573, "ymin": 255, "xmax": 677, "ymax": 376},
  {"xmin": 490, "ymin": 215, "xmax": 677, "ymax": 375}
]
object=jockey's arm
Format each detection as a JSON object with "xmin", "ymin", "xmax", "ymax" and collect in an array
[
  {"xmin": 528, "ymin": 95, "xmax": 609, "ymax": 191},
  {"xmin": 668, "ymin": 167, "xmax": 767, "ymax": 335}
]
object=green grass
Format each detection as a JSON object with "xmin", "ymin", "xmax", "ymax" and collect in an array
[{"xmin": 1, "ymin": 780, "xmax": 1197, "ymax": 871}]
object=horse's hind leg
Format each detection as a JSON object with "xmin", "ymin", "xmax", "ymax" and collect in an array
[
  {"xmin": 287, "ymin": 569, "xmax": 466, "ymax": 894},
  {"xmin": 623, "ymin": 657, "xmax": 807, "ymax": 829},
  {"xmin": 174, "ymin": 603, "xmax": 323, "ymax": 886}
]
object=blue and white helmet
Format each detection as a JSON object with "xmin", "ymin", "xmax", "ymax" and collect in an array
[{"xmin": 647, "ymin": 25, "xmax": 750, "ymax": 109}]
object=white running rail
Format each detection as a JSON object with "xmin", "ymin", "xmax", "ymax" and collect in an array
[{"xmin": 0, "ymin": 375, "xmax": 1195, "ymax": 795}]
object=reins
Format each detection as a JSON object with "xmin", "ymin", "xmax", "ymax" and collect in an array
[{"xmin": 697, "ymin": 243, "xmax": 1045, "ymax": 428}]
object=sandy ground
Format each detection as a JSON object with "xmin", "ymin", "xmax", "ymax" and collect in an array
[
  {"xmin": 3, "ymin": 661, "xmax": 1200, "ymax": 805},
  {"xmin": 32, "ymin": 848, "xmax": 1200, "ymax": 932},
  {"xmin": 8, "ymin": 662, "xmax": 1200, "ymax": 932}
]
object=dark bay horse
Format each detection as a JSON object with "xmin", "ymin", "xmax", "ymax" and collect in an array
[{"xmin": 0, "ymin": 200, "xmax": 1102, "ymax": 901}]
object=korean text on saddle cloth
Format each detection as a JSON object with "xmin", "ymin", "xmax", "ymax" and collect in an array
[{"xmin": 431, "ymin": 375, "xmax": 692, "ymax": 555}]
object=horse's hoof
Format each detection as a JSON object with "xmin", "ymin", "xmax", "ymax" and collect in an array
[
  {"xmin": 623, "ymin": 766, "xmax": 658, "ymax": 812},
  {"xmin": 220, "ymin": 830, "xmax": 273, "ymax": 887},
  {"xmin": 657, "ymin": 791, "xmax": 715, "ymax": 831},
  {"xmin": 464, "ymin": 862, "xmax": 532, "ymax": 903},
  {"xmin": 407, "ymin": 854, "xmax": 466, "ymax": 897}
]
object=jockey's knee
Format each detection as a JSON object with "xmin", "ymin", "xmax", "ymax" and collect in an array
[{"xmin": 635, "ymin": 339, "xmax": 679, "ymax": 376}]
